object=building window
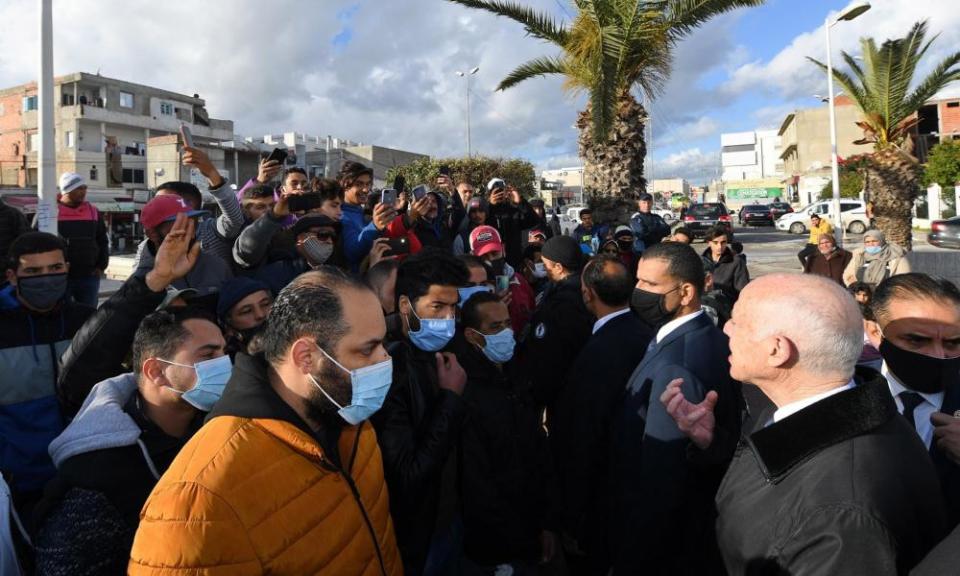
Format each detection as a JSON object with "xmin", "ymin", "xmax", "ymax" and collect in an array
[
  {"xmin": 120, "ymin": 92, "xmax": 134, "ymax": 108},
  {"xmin": 122, "ymin": 168, "xmax": 145, "ymax": 184},
  {"xmin": 27, "ymin": 133, "xmax": 39, "ymax": 152},
  {"xmin": 90, "ymin": 165, "xmax": 98, "ymax": 181},
  {"xmin": 23, "ymin": 96, "xmax": 38, "ymax": 112},
  {"xmin": 947, "ymin": 101, "xmax": 960, "ymax": 109},
  {"xmin": 160, "ymin": 102, "xmax": 174, "ymax": 116},
  {"xmin": 65, "ymin": 131, "xmax": 75, "ymax": 148}
]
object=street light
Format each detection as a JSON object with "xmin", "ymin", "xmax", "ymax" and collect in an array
[
  {"xmin": 813, "ymin": 91, "xmax": 843, "ymax": 103},
  {"xmin": 455, "ymin": 66, "xmax": 480, "ymax": 157},
  {"xmin": 825, "ymin": 1, "xmax": 870, "ymax": 247}
]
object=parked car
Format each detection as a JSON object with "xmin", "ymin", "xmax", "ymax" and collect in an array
[
  {"xmin": 928, "ymin": 217, "xmax": 960, "ymax": 249},
  {"xmin": 682, "ymin": 203, "xmax": 733, "ymax": 239},
  {"xmin": 775, "ymin": 200, "xmax": 869, "ymax": 235},
  {"xmin": 739, "ymin": 204, "xmax": 775, "ymax": 227},
  {"xmin": 768, "ymin": 201, "xmax": 794, "ymax": 220},
  {"xmin": 654, "ymin": 205, "xmax": 675, "ymax": 223}
]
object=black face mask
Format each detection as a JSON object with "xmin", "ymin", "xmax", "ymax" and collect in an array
[
  {"xmin": 630, "ymin": 286, "xmax": 680, "ymax": 329},
  {"xmin": 880, "ymin": 339, "xmax": 960, "ymax": 394},
  {"xmin": 617, "ymin": 239, "xmax": 633, "ymax": 251},
  {"xmin": 488, "ymin": 258, "xmax": 506, "ymax": 277}
]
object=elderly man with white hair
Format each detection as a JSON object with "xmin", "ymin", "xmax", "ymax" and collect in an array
[{"xmin": 662, "ymin": 273, "xmax": 946, "ymax": 576}]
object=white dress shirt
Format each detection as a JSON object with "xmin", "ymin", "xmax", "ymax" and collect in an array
[
  {"xmin": 592, "ymin": 308, "xmax": 631, "ymax": 335},
  {"xmin": 883, "ymin": 362, "xmax": 943, "ymax": 449},
  {"xmin": 655, "ymin": 310, "xmax": 704, "ymax": 344},
  {"xmin": 773, "ymin": 380, "xmax": 857, "ymax": 424}
]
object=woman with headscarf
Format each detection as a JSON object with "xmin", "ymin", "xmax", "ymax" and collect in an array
[{"xmin": 843, "ymin": 229, "xmax": 911, "ymax": 287}]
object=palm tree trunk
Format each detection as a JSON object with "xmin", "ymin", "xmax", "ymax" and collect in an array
[
  {"xmin": 865, "ymin": 147, "xmax": 921, "ymax": 250},
  {"xmin": 577, "ymin": 91, "xmax": 648, "ymax": 200}
]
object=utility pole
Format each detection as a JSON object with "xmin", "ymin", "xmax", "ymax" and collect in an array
[
  {"xmin": 456, "ymin": 67, "xmax": 479, "ymax": 157},
  {"xmin": 37, "ymin": 0, "xmax": 57, "ymax": 233}
]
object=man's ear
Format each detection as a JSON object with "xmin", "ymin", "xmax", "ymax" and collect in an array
[
  {"xmin": 864, "ymin": 319, "xmax": 882, "ymax": 349},
  {"xmin": 767, "ymin": 335, "xmax": 795, "ymax": 369},
  {"xmin": 141, "ymin": 358, "xmax": 168, "ymax": 388},
  {"xmin": 679, "ymin": 282, "xmax": 697, "ymax": 307},
  {"xmin": 398, "ymin": 295, "xmax": 412, "ymax": 317},
  {"xmin": 5, "ymin": 269, "xmax": 16, "ymax": 286},
  {"xmin": 291, "ymin": 338, "xmax": 318, "ymax": 375},
  {"xmin": 464, "ymin": 328, "xmax": 484, "ymax": 349}
]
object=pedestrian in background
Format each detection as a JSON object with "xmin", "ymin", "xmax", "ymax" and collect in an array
[
  {"xmin": 796, "ymin": 213, "xmax": 832, "ymax": 269},
  {"xmin": 843, "ymin": 229, "xmax": 911, "ymax": 288},
  {"xmin": 55, "ymin": 172, "xmax": 109, "ymax": 307},
  {"xmin": 803, "ymin": 233, "xmax": 852, "ymax": 285}
]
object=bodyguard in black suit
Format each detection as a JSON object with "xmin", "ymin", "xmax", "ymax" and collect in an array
[
  {"xmin": 553, "ymin": 256, "xmax": 652, "ymax": 575},
  {"xmin": 611, "ymin": 243, "xmax": 740, "ymax": 576},
  {"xmin": 865, "ymin": 273, "xmax": 960, "ymax": 530}
]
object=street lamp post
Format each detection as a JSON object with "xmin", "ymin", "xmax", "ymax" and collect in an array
[
  {"xmin": 37, "ymin": 0, "xmax": 57, "ymax": 234},
  {"xmin": 455, "ymin": 67, "xmax": 479, "ymax": 157},
  {"xmin": 825, "ymin": 1, "xmax": 870, "ymax": 247}
]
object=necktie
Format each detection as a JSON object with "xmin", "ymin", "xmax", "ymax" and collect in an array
[{"xmin": 899, "ymin": 391, "xmax": 925, "ymax": 431}]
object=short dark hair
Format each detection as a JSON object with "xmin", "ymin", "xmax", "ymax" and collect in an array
[
  {"xmin": 260, "ymin": 268, "xmax": 371, "ymax": 364},
  {"xmin": 461, "ymin": 291, "xmax": 503, "ymax": 331},
  {"xmin": 156, "ymin": 181, "xmax": 202, "ymax": 210},
  {"xmin": 641, "ymin": 242, "xmax": 706, "ymax": 297},
  {"xmin": 8, "ymin": 232, "xmax": 67, "ymax": 271},
  {"xmin": 364, "ymin": 258, "xmax": 399, "ymax": 293},
  {"xmin": 872, "ymin": 273, "xmax": 960, "ymax": 324},
  {"xmin": 522, "ymin": 243, "xmax": 542, "ymax": 261},
  {"xmin": 337, "ymin": 161, "xmax": 373, "ymax": 189},
  {"xmin": 705, "ymin": 226, "xmax": 730, "ymax": 242},
  {"xmin": 282, "ymin": 167, "xmax": 307, "ymax": 183},
  {"xmin": 131, "ymin": 308, "xmax": 219, "ymax": 375},
  {"xmin": 583, "ymin": 255, "xmax": 634, "ymax": 306},
  {"xmin": 396, "ymin": 248, "xmax": 469, "ymax": 307},
  {"xmin": 314, "ymin": 178, "xmax": 343, "ymax": 202},
  {"xmin": 672, "ymin": 227, "xmax": 692, "ymax": 239},
  {"xmin": 848, "ymin": 281, "xmax": 873, "ymax": 298},
  {"xmin": 243, "ymin": 184, "xmax": 276, "ymax": 201},
  {"xmin": 579, "ymin": 208, "xmax": 593, "ymax": 218},
  {"xmin": 459, "ymin": 254, "xmax": 492, "ymax": 282}
]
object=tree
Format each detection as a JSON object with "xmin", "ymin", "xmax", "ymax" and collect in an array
[
  {"xmin": 445, "ymin": 0, "xmax": 765, "ymax": 205},
  {"xmin": 384, "ymin": 156, "xmax": 537, "ymax": 198},
  {"xmin": 819, "ymin": 154, "xmax": 869, "ymax": 200},
  {"xmin": 809, "ymin": 21, "xmax": 960, "ymax": 249},
  {"xmin": 923, "ymin": 140, "xmax": 960, "ymax": 189}
]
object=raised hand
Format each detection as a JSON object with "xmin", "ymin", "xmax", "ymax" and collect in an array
[
  {"xmin": 145, "ymin": 213, "xmax": 200, "ymax": 292},
  {"xmin": 257, "ymin": 158, "xmax": 282, "ymax": 184},
  {"xmin": 182, "ymin": 145, "xmax": 224, "ymax": 188},
  {"xmin": 373, "ymin": 202, "xmax": 397, "ymax": 231},
  {"xmin": 660, "ymin": 378, "xmax": 718, "ymax": 450}
]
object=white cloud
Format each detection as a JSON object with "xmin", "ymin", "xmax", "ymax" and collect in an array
[
  {"xmin": 721, "ymin": 0, "xmax": 960, "ymax": 101},
  {"xmin": 652, "ymin": 148, "xmax": 719, "ymax": 183}
]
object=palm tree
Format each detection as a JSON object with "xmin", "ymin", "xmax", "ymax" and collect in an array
[
  {"xmin": 446, "ymin": 0, "xmax": 764, "ymax": 205},
  {"xmin": 809, "ymin": 20, "xmax": 960, "ymax": 249}
]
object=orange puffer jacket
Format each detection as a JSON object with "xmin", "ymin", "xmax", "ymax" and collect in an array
[{"xmin": 128, "ymin": 415, "xmax": 402, "ymax": 575}]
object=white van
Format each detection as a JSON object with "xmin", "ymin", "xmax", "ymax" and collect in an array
[{"xmin": 775, "ymin": 199, "xmax": 870, "ymax": 235}]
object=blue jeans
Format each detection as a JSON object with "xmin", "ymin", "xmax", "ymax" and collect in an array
[{"xmin": 67, "ymin": 275, "xmax": 101, "ymax": 307}]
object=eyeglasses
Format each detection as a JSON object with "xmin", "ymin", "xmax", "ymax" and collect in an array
[{"xmin": 307, "ymin": 231, "xmax": 337, "ymax": 242}]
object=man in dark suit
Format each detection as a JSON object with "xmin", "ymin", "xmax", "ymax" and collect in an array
[
  {"xmin": 663, "ymin": 274, "xmax": 946, "ymax": 575},
  {"xmin": 611, "ymin": 242, "xmax": 741, "ymax": 576},
  {"xmin": 553, "ymin": 255, "xmax": 652, "ymax": 575},
  {"xmin": 864, "ymin": 273, "xmax": 960, "ymax": 530}
]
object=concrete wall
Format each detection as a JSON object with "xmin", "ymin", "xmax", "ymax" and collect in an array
[{"xmin": 939, "ymin": 99, "xmax": 960, "ymax": 138}]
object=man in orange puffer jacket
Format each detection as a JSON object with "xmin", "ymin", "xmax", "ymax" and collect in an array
[{"xmin": 129, "ymin": 270, "xmax": 402, "ymax": 575}]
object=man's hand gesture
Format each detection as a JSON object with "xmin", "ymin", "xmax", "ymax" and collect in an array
[
  {"xmin": 660, "ymin": 378, "xmax": 718, "ymax": 450},
  {"xmin": 145, "ymin": 213, "xmax": 201, "ymax": 292}
]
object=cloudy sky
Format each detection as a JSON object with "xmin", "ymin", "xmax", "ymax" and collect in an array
[{"xmin": 1, "ymin": 0, "xmax": 958, "ymax": 183}]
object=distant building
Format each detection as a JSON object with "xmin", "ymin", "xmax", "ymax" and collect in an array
[
  {"xmin": 652, "ymin": 178, "xmax": 690, "ymax": 198},
  {"xmin": 720, "ymin": 130, "xmax": 783, "ymax": 182},
  {"xmin": 539, "ymin": 167, "xmax": 584, "ymax": 206}
]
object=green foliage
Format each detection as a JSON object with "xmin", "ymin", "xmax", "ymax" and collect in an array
[
  {"xmin": 819, "ymin": 171, "xmax": 864, "ymax": 200},
  {"xmin": 446, "ymin": 0, "xmax": 765, "ymax": 144},
  {"xmin": 923, "ymin": 140, "xmax": 960, "ymax": 188},
  {"xmin": 809, "ymin": 21, "xmax": 960, "ymax": 150},
  {"xmin": 384, "ymin": 156, "xmax": 537, "ymax": 198}
]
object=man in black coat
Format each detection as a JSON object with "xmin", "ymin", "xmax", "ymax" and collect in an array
[
  {"xmin": 612, "ymin": 242, "xmax": 740, "ymax": 576},
  {"xmin": 664, "ymin": 274, "xmax": 946, "ymax": 575},
  {"xmin": 486, "ymin": 178, "xmax": 540, "ymax": 268},
  {"xmin": 864, "ymin": 273, "xmax": 960, "ymax": 530},
  {"xmin": 701, "ymin": 226, "xmax": 749, "ymax": 301},
  {"xmin": 0, "ymin": 196, "xmax": 29, "ymax": 264},
  {"xmin": 371, "ymin": 248, "xmax": 470, "ymax": 576},
  {"xmin": 554, "ymin": 255, "xmax": 652, "ymax": 575},
  {"xmin": 520, "ymin": 235, "xmax": 593, "ymax": 422},
  {"xmin": 453, "ymin": 291, "xmax": 557, "ymax": 572}
]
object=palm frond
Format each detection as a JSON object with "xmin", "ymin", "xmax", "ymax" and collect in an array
[
  {"xmin": 445, "ymin": 0, "xmax": 568, "ymax": 45},
  {"xmin": 665, "ymin": 0, "xmax": 766, "ymax": 40},
  {"xmin": 901, "ymin": 50, "xmax": 960, "ymax": 122},
  {"xmin": 497, "ymin": 55, "xmax": 570, "ymax": 91}
]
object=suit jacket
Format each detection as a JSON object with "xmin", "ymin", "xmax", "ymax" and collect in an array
[
  {"xmin": 553, "ymin": 311, "xmax": 652, "ymax": 566},
  {"xmin": 930, "ymin": 382, "xmax": 960, "ymax": 530},
  {"xmin": 612, "ymin": 312, "xmax": 740, "ymax": 576}
]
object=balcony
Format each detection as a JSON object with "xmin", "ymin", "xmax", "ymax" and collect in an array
[{"xmin": 59, "ymin": 104, "xmax": 233, "ymax": 141}]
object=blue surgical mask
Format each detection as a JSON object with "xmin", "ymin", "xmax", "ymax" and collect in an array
[
  {"xmin": 458, "ymin": 285, "xmax": 493, "ymax": 308},
  {"xmin": 160, "ymin": 355, "xmax": 232, "ymax": 411},
  {"xmin": 407, "ymin": 307, "xmax": 455, "ymax": 352},
  {"xmin": 310, "ymin": 346, "xmax": 393, "ymax": 425},
  {"xmin": 865, "ymin": 245, "xmax": 882, "ymax": 255},
  {"xmin": 533, "ymin": 262, "xmax": 547, "ymax": 279},
  {"xmin": 471, "ymin": 327, "xmax": 515, "ymax": 364}
]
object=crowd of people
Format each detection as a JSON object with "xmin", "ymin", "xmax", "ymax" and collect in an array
[{"xmin": 1, "ymin": 147, "xmax": 959, "ymax": 576}]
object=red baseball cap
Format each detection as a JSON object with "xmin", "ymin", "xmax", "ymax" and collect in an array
[
  {"xmin": 470, "ymin": 225, "xmax": 504, "ymax": 257},
  {"xmin": 140, "ymin": 195, "xmax": 209, "ymax": 229}
]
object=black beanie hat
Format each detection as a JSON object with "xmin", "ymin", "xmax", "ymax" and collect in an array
[{"xmin": 542, "ymin": 235, "xmax": 583, "ymax": 272}]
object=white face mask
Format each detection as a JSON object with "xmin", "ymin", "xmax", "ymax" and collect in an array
[{"xmin": 532, "ymin": 262, "xmax": 547, "ymax": 279}]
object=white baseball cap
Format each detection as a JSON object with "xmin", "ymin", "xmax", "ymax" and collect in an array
[{"xmin": 487, "ymin": 178, "xmax": 505, "ymax": 192}]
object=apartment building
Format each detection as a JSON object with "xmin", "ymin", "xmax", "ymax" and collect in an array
[
  {"xmin": 0, "ymin": 72, "xmax": 233, "ymax": 195},
  {"xmin": 720, "ymin": 130, "xmax": 783, "ymax": 182}
]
